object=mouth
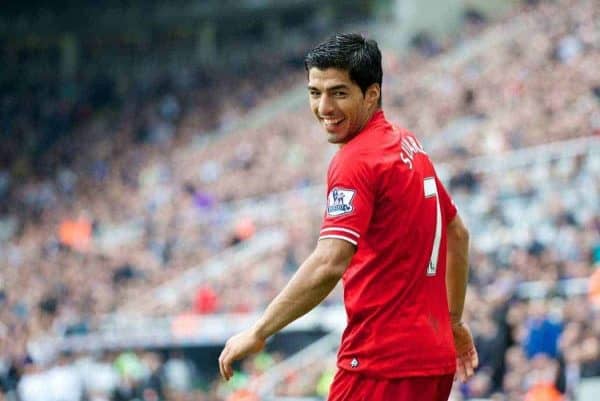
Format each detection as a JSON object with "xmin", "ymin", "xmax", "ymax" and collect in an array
[{"xmin": 320, "ymin": 117, "xmax": 344, "ymax": 130}]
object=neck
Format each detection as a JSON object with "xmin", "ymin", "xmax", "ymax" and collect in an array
[{"xmin": 338, "ymin": 107, "xmax": 382, "ymax": 149}]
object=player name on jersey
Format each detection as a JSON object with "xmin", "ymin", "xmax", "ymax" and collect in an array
[{"xmin": 399, "ymin": 135, "xmax": 427, "ymax": 170}]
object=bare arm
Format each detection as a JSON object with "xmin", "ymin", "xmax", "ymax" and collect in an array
[
  {"xmin": 445, "ymin": 213, "xmax": 478, "ymax": 381},
  {"xmin": 252, "ymin": 238, "xmax": 355, "ymax": 339},
  {"xmin": 446, "ymin": 214, "xmax": 470, "ymax": 324},
  {"xmin": 218, "ymin": 238, "xmax": 355, "ymax": 380}
]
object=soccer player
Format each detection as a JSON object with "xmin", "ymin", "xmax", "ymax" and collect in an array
[{"xmin": 218, "ymin": 33, "xmax": 478, "ymax": 401}]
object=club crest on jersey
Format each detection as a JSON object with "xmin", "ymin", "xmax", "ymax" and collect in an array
[{"xmin": 327, "ymin": 188, "xmax": 355, "ymax": 217}]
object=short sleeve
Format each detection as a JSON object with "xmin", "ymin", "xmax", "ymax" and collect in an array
[
  {"xmin": 435, "ymin": 175, "xmax": 457, "ymax": 225},
  {"xmin": 319, "ymin": 158, "xmax": 375, "ymax": 247}
]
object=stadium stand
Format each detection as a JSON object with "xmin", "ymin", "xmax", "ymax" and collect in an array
[{"xmin": 1, "ymin": 0, "xmax": 599, "ymax": 400}]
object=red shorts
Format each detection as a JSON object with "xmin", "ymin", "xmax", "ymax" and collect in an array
[{"xmin": 328, "ymin": 369, "xmax": 454, "ymax": 401}]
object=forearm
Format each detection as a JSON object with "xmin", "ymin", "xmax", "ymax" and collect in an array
[
  {"xmin": 446, "ymin": 218, "xmax": 470, "ymax": 324},
  {"xmin": 252, "ymin": 251, "xmax": 342, "ymax": 340}
]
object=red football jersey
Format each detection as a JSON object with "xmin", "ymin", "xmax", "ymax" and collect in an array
[{"xmin": 319, "ymin": 110, "xmax": 458, "ymax": 378}]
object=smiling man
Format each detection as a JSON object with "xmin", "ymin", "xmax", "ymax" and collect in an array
[
  {"xmin": 308, "ymin": 66, "xmax": 379, "ymax": 145},
  {"xmin": 218, "ymin": 33, "xmax": 478, "ymax": 401}
]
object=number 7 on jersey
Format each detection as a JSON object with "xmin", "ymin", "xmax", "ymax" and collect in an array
[{"xmin": 424, "ymin": 177, "xmax": 442, "ymax": 276}]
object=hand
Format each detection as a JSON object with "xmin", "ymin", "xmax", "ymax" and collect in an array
[
  {"xmin": 451, "ymin": 321, "xmax": 479, "ymax": 382},
  {"xmin": 218, "ymin": 329, "xmax": 266, "ymax": 381}
]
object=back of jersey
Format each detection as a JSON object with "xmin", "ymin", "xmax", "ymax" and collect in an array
[{"xmin": 334, "ymin": 125, "xmax": 458, "ymax": 378}]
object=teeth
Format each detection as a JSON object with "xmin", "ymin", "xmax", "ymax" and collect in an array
[{"xmin": 323, "ymin": 118, "xmax": 342, "ymax": 125}]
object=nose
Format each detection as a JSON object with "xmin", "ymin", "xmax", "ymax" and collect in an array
[{"xmin": 318, "ymin": 94, "xmax": 334, "ymax": 116}]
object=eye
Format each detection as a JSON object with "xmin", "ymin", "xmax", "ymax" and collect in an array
[
  {"xmin": 334, "ymin": 91, "xmax": 347, "ymax": 98},
  {"xmin": 309, "ymin": 90, "xmax": 320, "ymax": 98}
]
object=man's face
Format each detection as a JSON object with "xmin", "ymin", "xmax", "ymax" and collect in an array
[{"xmin": 307, "ymin": 67, "xmax": 379, "ymax": 145}]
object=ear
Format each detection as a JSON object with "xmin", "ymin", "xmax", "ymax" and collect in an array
[{"xmin": 365, "ymin": 83, "xmax": 381, "ymax": 107}]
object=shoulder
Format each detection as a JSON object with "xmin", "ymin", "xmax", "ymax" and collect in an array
[
  {"xmin": 326, "ymin": 154, "xmax": 379, "ymax": 199},
  {"xmin": 330, "ymin": 147, "xmax": 376, "ymax": 177}
]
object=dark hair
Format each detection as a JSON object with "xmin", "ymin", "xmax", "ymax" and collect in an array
[{"xmin": 305, "ymin": 33, "xmax": 382, "ymax": 105}]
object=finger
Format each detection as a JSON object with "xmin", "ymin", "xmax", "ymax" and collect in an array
[
  {"xmin": 219, "ymin": 348, "xmax": 229, "ymax": 380},
  {"xmin": 218, "ymin": 351, "xmax": 223, "ymax": 379},
  {"xmin": 461, "ymin": 353, "xmax": 472, "ymax": 372},
  {"xmin": 463, "ymin": 351, "xmax": 479, "ymax": 380},
  {"xmin": 218, "ymin": 355, "xmax": 225, "ymax": 380},
  {"xmin": 463, "ymin": 358, "xmax": 474, "ymax": 379},
  {"xmin": 461, "ymin": 348, "xmax": 477, "ymax": 379},
  {"xmin": 225, "ymin": 356, "xmax": 234, "ymax": 380},
  {"xmin": 223, "ymin": 356, "xmax": 232, "ymax": 381},
  {"xmin": 222, "ymin": 346, "xmax": 237, "ymax": 381},
  {"xmin": 457, "ymin": 358, "xmax": 466, "ymax": 382}
]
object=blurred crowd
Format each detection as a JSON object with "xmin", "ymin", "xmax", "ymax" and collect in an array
[
  {"xmin": 1, "ymin": 0, "xmax": 600, "ymax": 400},
  {"xmin": 0, "ymin": 45, "xmax": 305, "ymax": 359},
  {"xmin": 1, "ymin": 348, "xmax": 283, "ymax": 401}
]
